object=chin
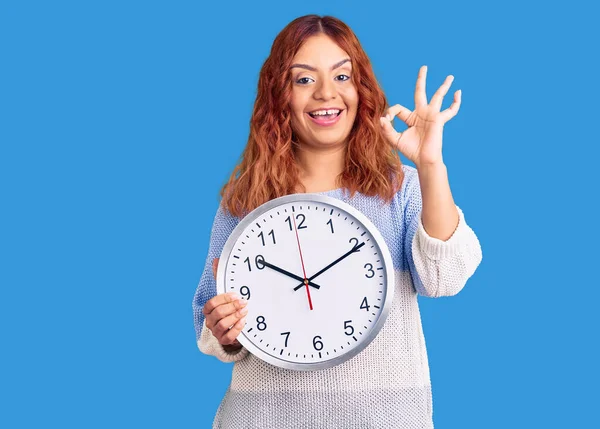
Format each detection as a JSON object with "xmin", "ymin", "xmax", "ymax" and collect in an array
[
  {"xmin": 312, "ymin": 139, "xmax": 349, "ymax": 149},
  {"xmin": 294, "ymin": 126, "xmax": 352, "ymax": 148}
]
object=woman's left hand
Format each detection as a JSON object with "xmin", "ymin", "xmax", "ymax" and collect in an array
[{"xmin": 380, "ymin": 65, "xmax": 461, "ymax": 169}]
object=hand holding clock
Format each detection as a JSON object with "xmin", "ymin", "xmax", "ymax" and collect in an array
[{"xmin": 202, "ymin": 258, "xmax": 246, "ymax": 351}]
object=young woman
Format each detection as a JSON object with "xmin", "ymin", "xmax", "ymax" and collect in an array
[{"xmin": 193, "ymin": 14, "xmax": 482, "ymax": 429}]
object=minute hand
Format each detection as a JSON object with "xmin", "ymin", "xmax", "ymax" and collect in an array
[{"xmin": 293, "ymin": 242, "xmax": 365, "ymax": 291}]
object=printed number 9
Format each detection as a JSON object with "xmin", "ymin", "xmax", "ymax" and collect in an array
[{"xmin": 240, "ymin": 285, "xmax": 251, "ymax": 300}]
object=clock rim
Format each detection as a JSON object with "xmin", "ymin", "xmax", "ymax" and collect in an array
[{"xmin": 216, "ymin": 192, "xmax": 395, "ymax": 371}]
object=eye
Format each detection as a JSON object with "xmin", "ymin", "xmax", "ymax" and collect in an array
[
  {"xmin": 296, "ymin": 77, "xmax": 314, "ymax": 85},
  {"xmin": 336, "ymin": 74, "xmax": 350, "ymax": 82}
]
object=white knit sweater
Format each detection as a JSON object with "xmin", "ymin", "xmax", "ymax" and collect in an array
[{"xmin": 193, "ymin": 165, "xmax": 483, "ymax": 428}]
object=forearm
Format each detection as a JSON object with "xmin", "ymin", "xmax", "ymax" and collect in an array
[{"xmin": 416, "ymin": 162, "xmax": 459, "ymax": 241}]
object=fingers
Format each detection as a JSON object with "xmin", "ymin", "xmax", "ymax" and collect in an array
[
  {"xmin": 220, "ymin": 317, "xmax": 247, "ymax": 346},
  {"xmin": 440, "ymin": 90, "xmax": 462, "ymax": 123},
  {"xmin": 430, "ymin": 75, "xmax": 454, "ymax": 112},
  {"xmin": 415, "ymin": 65, "xmax": 428, "ymax": 107},
  {"xmin": 204, "ymin": 293, "xmax": 247, "ymax": 330},
  {"xmin": 379, "ymin": 104, "xmax": 410, "ymax": 148},
  {"xmin": 211, "ymin": 302, "xmax": 248, "ymax": 345},
  {"xmin": 386, "ymin": 104, "xmax": 412, "ymax": 124},
  {"xmin": 212, "ymin": 258, "xmax": 219, "ymax": 280},
  {"xmin": 400, "ymin": 66, "xmax": 460, "ymax": 125},
  {"xmin": 202, "ymin": 291, "xmax": 239, "ymax": 319}
]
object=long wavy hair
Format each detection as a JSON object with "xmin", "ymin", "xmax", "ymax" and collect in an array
[{"xmin": 220, "ymin": 14, "xmax": 404, "ymax": 218}]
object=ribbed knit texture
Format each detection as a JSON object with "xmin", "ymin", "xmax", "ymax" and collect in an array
[{"xmin": 192, "ymin": 164, "xmax": 482, "ymax": 428}]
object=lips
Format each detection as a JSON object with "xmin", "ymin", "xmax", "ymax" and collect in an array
[{"xmin": 306, "ymin": 109, "xmax": 344, "ymax": 126}]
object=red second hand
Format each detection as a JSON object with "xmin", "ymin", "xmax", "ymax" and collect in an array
[{"xmin": 292, "ymin": 214, "xmax": 313, "ymax": 311}]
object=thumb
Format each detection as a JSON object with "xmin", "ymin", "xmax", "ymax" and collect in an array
[{"xmin": 212, "ymin": 258, "xmax": 219, "ymax": 280}]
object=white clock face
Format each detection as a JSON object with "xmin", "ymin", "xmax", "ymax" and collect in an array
[{"xmin": 217, "ymin": 194, "xmax": 394, "ymax": 371}]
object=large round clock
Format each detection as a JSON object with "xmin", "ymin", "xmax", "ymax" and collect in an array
[{"xmin": 216, "ymin": 193, "xmax": 394, "ymax": 371}]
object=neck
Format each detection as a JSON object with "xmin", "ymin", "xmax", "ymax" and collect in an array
[{"xmin": 294, "ymin": 144, "xmax": 346, "ymax": 192}]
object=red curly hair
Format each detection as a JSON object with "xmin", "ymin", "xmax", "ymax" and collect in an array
[{"xmin": 220, "ymin": 14, "xmax": 404, "ymax": 218}]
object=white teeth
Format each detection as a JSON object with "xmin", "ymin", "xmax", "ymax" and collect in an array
[{"xmin": 311, "ymin": 109, "xmax": 340, "ymax": 116}]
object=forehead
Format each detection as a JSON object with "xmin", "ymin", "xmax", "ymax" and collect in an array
[{"xmin": 292, "ymin": 34, "xmax": 350, "ymax": 65}]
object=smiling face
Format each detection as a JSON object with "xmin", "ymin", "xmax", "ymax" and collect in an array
[{"xmin": 289, "ymin": 34, "xmax": 359, "ymax": 151}]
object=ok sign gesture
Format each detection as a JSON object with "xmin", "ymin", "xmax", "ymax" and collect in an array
[{"xmin": 380, "ymin": 65, "xmax": 461, "ymax": 169}]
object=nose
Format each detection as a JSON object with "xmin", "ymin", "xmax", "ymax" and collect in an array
[{"xmin": 313, "ymin": 78, "xmax": 337, "ymax": 101}]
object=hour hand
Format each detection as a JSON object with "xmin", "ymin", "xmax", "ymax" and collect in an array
[{"xmin": 260, "ymin": 258, "xmax": 321, "ymax": 289}]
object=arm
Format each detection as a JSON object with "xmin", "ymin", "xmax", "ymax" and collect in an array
[
  {"xmin": 403, "ymin": 165, "xmax": 482, "ymax": 297},
  {"xmin": 192, "ymin": 204, "xmax": 249, "ymax": 362},
  {"xmin": 380, "ymin": 66, "xmax": 480, "ymax": 296},
  {"xmin": 418, "ymin": 163, "xmax": 459, "ymax": 241}
]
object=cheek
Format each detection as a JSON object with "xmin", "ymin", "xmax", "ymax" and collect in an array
[
  {"xmin": 289, "ymin": 106, "xmax": 305, "ymax": 137},
  {"xmin": 345, "ymin": 92, "xmax": 359, "ymax": 118},
  {"xmin": 345, "ymin": 97, "xmax": 359, "ymax": 127},
  {"xmin": 290, "ymin": 89, "xmax": 307, "ymax": 112},
  {"xmin": 290, "ymin": 109, "xmax": 304, "ymax": 132},
  {"xmin": 289, "ymin": 101, "xmax": 305, "ymax": 124},
  {"xmin": 349, "ymin": 90, "xmax": 359, "ymax": 111},
  {"xmin": 341, "ymin": 87, "xmax": 359, "ymax": 110}
]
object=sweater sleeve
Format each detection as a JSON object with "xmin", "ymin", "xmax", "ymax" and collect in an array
[
  {"xmin": 192, "ymin": 203, "xmax": 249, "ymax": 362},
  {"xmin": 199, "ymin": 319, "xmax": 250, "ymax": 362},
  {"xmin": 402, "ymin": 168, "xmax": 483, "ymax": 297}
]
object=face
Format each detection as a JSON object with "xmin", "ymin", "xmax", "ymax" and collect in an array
[{"xmin": 289, "ymin": 34, "xmax": 359, "ymax": 151}]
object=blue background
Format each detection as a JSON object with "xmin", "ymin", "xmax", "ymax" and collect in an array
[{"xmin": 1, "ymin": 0, "xmax": 598, "ymax": 427}]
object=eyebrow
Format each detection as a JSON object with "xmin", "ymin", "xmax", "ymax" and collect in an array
[{"xmin": 290, "ymin": 58, "xmax": 351, "ymax": 72}]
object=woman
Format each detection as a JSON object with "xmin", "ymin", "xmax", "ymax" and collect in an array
[{"xmin": 192, "ymin": 14, "xmax": 482, "ymax": 428}]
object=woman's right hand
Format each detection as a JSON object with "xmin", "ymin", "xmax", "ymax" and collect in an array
[{"xmin": 202, "ymin": 258, "xmax": 248, "ymax": 350}]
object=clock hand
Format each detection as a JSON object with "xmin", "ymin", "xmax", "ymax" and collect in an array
[
  {"xmin": 292, "ymin": 214, "xmax": 313, "ymax": 310},
  {"xmin": 260, "ymin": 259, "xmax": 321, "ymax": 289},
  {"xmin": 293, "ymin": 241, "xmax": 366, "ymax": 291}
]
